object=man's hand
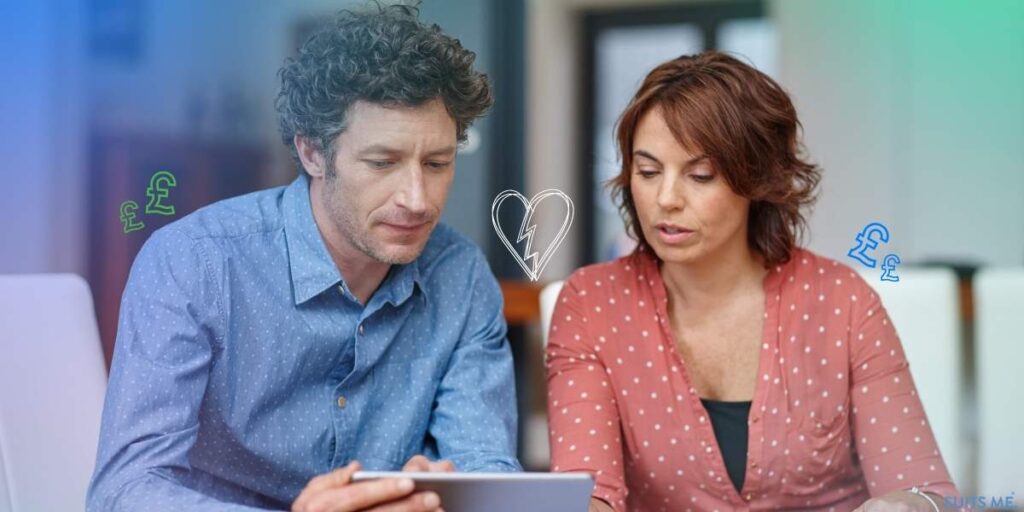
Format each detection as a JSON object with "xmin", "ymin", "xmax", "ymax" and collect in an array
[
  {"xmin": 401, "ymin": 455, "xmax": 455, "ymax": 473},
  {"xmin": 853, "ymin": 490, "xmax": 941, "ymax": 511},
  {"xmin": 291, "ymin": 461, "xmax": 443, "ymax": 512}
]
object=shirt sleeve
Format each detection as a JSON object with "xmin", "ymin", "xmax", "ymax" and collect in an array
[
  {"xmin": 427, "ymin": 248, "xmax": 521, "ymax": 472},
  {"xmin": 545, "ymin": 275, "xmax": 627, "ymax": 512},
  {"xmin": 847, "ymin": 277, "xmax": 960, "ymax": 500},
  {"xmin": 86, "ymin": 229, "xmax": 267, "ymax": 512}
]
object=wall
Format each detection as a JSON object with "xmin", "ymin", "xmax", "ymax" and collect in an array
[
  {"xmin": 777, "ymin": 0, "xmax": 1024, "ymax": 266},
  {"xmin": 528, "ymin": 0, "xmax": 1024, "ymax": 275},
  {"xmin": 0, "ymin": 0, "xmax": 502, "ymax": 275}
]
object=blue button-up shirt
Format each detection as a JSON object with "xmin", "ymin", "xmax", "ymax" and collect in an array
[{"xmin": 87, "ymin": 176, "xmax": 520, "ymax": 511}]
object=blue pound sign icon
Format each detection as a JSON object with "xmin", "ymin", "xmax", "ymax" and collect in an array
[
  {"xmin": 145, "ymin": 170, "xmax": 178, "ymax": 216},
  {"xmin": 847, "ymin": 222, "xmax": 891, "ymax": 268},
  {"xmin": 880, "ymin": 254, "xmax": 901, "ymax": 282},
  {"xmin": 120, "ymin": 200, "xmax": 145, "ymax": 233}
]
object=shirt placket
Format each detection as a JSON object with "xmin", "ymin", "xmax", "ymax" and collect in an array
[{"xmin": 744, "ymin": 270, "xmax": 784, "ymax": 509}]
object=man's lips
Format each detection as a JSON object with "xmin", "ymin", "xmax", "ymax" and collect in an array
[{"xmin": 380, "ymin": 221, "xmax": 429, "ymax": 233}]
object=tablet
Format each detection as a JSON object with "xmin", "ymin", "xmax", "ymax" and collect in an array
[{"xmin": 351, "ymin": 471, "xmax": 594, "ymax": 512}]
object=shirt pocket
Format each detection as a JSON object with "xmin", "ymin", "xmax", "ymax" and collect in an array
[{"xmin": 781, "ymin": 394, "xmax": 853, "ymax": 496}]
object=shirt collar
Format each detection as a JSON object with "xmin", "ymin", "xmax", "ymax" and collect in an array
[
  {"xmin": 377, "ymin": 258, "xmax": 423, "ymax": 308},
  {"xmin": 282, "ymin": 175, "xmax": 425, "ymax": 306}
]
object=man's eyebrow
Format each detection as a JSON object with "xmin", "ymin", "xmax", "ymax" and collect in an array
[
  {"xmin": 356, "ymin": 145, "xmax": 457, "ymax": 158},
  {"xmin": 633, "ymin": 150, "xmax": 708, "ymax": 168},
  {"xmin": 424, "ymin": 146, "xmax": 457, "ymax": 158},
  {"xmin": 357, "ymin": 144, "xmax": 403, "ymax": 156}
]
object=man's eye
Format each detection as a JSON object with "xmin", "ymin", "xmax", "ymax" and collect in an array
[
  {"xmin": 366, "ymin": 160, "xmax": 393, "ymax": 169},
  {"xmin": 426, "ymin": 161, "xmax": 451, "ymax": 170}
]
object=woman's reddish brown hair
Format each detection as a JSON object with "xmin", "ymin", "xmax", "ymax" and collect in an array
[{"xmin": 610, "ymin": 51, "xmax": 821, "ymax": 267}]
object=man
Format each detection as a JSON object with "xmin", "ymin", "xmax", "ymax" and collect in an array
[{"xmin": 87, "ymin": 5, "xmax": 520, "ymax": 511}]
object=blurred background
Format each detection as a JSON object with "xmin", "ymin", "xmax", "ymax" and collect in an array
[{"xmin": 1, "ymin": 0, "xmax": 1021, "ymax": 506}]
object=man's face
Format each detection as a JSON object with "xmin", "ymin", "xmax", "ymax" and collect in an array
[{"xmin": 312, "ymin": 98, "xmax": 457, "ymax": 265}]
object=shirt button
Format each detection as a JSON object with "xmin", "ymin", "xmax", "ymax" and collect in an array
[
  {"xmin": 751, "ymin": 461, "xmax": 758, "ymax": 469},
  {"xmin": 358, "ymin": 324, "xmax": 364, "ymax": 335},
  {"xmin": 745, "ymin": 493, "xmax": 753, "ymax": 501},
  {"xmin": 337, "ymin": 396, "xmax": 347, "ymax": 408}
]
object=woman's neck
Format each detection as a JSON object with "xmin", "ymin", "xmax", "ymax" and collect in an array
[{"xmin": 659, "ymin": 243, "xmax": 767, "ymax": 309}]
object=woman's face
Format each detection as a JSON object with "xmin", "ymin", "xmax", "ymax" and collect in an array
[{"xmin": 629, "ymin": 106, "xmax": 751, "ymax": 265}]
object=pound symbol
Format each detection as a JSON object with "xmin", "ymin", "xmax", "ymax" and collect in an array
[
  {"xmin": 847, "ymin": 222, "xmax": 891, "ymax": 268},
  {"xmin": 120, "ymin": 200, "xmax": 145, "ymax": 233},
  {"xmin": 880, "ymin": 254, "xmax": 901, "ymax": 282},
  {"xmin": 145, "ymin": 171, "xmax": 177, "ymax": 216}
]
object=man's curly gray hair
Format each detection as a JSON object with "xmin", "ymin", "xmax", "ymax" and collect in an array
[{"xmin": 275, "ymin": 2, "xmax": 493, "ymax": 175}]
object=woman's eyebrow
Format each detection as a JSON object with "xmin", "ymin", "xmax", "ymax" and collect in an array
[
  {"xmin": 633, "ymin": 149, "xmax": 707, "ymax": 168},
  {"xmin": 633, "ymin": 149, "xmax": 662, "ymax": 164}
]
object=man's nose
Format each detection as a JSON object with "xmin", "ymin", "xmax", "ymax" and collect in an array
[{"xmin": 394, "ymin": 165, "xmax": 428, "ymax": 215}]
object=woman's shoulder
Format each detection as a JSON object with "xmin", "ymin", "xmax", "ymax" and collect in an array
[
  {"xmin": 562, "ymin": 252, "xmax": 650, "ymax": 291},
  {"xmin": 782, "ymin": 247, "xmax": 880, "ymax": 301}
]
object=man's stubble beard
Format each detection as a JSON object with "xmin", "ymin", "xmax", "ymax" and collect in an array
[{"xmin": 320, "ymin": 170, "xmax": 424, "ymax": 266}]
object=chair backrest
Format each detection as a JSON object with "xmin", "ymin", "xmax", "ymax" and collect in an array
[
  {"xmin": 539, "ymin": 281, "xmax": 565, "ymax": 348},
  {"xmin": 858, "ymin": 267, "xmax": 965, "ymax": 488},
  {"xmin": 0, "ymin": 274, "xmax": 107, "ymax": 512},
  {"xmin": 974, "ymin": 268, "xmax": 1024, "ymax": 497}
]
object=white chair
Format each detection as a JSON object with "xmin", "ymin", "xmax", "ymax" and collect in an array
[
  {"xmin": 522, "ymin": 281, "xmax": 565, "ymax": 470},
  {"xmin": 0, "ymin": 274, "xmax": 107, "ymax": 512},
  {"xmin": 538, "ymin": 281, "xmax": 565, "ymax": 348},
  {"xmin": 858, "ymin": 267, "xmax": 965, "ymax": 489},
  {"xmin": 974, "ymin": 268, "xmax": 1024, "ymax": 497}
]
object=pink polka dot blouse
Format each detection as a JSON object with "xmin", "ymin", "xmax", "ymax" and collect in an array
[{"xmin": 546, "ymin": 248, "xmax": 958, "ymax": 511}]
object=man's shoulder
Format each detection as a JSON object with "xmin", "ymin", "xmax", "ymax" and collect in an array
[
  {"xmin": 419, "ymin": 222, "xmax": 483, "ymax": 266},
  {"xmin": 415, "ymin": 223, "xmax": 497, "ymax": 291},
  {"xmin": 152, "ymin": 185, "xmax": 289, "ymax": 244}
]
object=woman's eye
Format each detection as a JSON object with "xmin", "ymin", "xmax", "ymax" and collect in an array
[
  {"xmin": 637, "ymin": 169, "xmax": 659, "ymax": 179},
  {"xmin": 691, "ymin": 174, "xmax": 714, "ymax": 183}
]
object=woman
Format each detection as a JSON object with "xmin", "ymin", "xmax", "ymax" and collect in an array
[{"xmin": 546, "ymin": 52, "xmax": 957, "ymax": 512}]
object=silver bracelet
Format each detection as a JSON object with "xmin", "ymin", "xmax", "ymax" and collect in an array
[{"xmin": 909, "ymin": 486, "xmax": 941, "ymax": 512}]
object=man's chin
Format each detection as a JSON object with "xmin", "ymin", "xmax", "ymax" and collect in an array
[{"xmin": 371, "ymin": 242, "xmax": 428, "ymax": 265}]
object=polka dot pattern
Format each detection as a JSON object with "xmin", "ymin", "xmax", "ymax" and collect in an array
[
  {"xmin": 87, "ymin": 176, "xmax": 521, "ymax": 511},
  {"xmin": 545, "ymin": 249, "xmax": 958, "ymax": 512}
]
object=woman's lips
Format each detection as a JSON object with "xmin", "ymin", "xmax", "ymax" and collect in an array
[{"xmin": 656, "ymin": 224, "xmax": 694, "ymax": 245}]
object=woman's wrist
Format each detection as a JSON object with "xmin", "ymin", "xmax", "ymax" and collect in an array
[{"xmin": 907, "ymin": 487, "xmax": 942, "ymax": 512}]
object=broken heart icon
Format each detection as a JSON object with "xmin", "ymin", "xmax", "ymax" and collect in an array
[{"xmin": 491, "ymin": 189, "xmax": 574, "ymax": 282}]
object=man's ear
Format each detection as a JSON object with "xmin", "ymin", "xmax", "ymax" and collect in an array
[{"xmin": 294, "ymin": 134, "xmax": 328, "ymax": 178}]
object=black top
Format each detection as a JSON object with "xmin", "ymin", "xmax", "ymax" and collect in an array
[{"xmin": 700, "ymin": 399, "xmax": 752, "ymax": 493}]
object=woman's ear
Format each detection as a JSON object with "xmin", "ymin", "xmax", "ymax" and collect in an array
[{"xmin": 294, "ymin": 135, "xmax": 328, "ymax": 178}]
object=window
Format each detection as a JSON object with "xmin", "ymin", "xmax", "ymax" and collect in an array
[{"xmin": 580, "ymin": 1, "xmax": 775, "ymax": 262}]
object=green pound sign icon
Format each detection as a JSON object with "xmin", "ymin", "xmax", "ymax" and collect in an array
[
  {"xmin": 120, "ymin": 200, "xmax": 145, "ymax": 233},
  {"xmin": 145, "ymin": 170, "xmax": 177, "ymax": 216}
]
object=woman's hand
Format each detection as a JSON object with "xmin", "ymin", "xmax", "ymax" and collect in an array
[
  {"xmin": 589, "ymin": 497, "xmax": 615, "ymax": 512},
  {"xmin": 853, "ymin": 490, "xmax": 941, "ymax": 511}
]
